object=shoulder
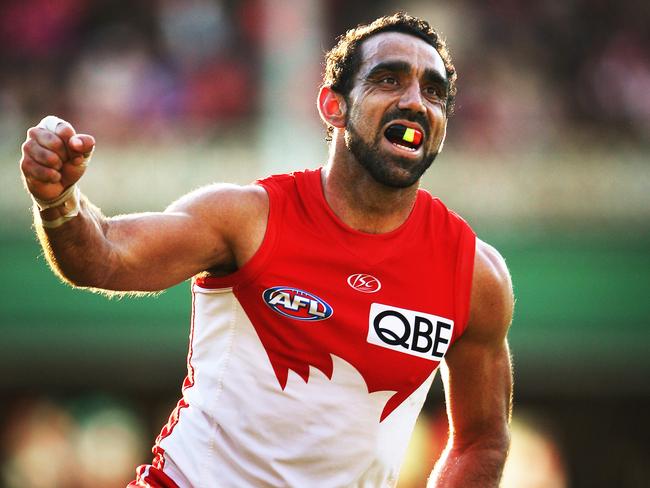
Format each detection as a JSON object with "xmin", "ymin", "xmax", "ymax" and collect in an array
[
  {"xmin": 166, "ymin": 183, "xmax": 268, "ymax": 229},
  {"xmin": 162, "ymin": 183, "xmax": 270, "ymax": 272},
  {"xmin": 465, "ymin": 239, "xmax": 514, "ymax": 344},
  {"xmin": 418, "ymin": 191, "xmax": 474, "ymax": 235}
]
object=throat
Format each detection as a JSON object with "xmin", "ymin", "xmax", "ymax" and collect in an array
[
  {"xmin": 321, "ymin": 165, "xmax": 418, "ymax": 234},
  {"xmin": 342, "ymin": 210, "xmax": 412, "ymax": 234}
]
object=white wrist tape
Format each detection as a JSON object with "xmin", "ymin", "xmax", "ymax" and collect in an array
[
  {"xmin": 33, "ymin": 184, "xmax": 78, "ymax": 211},
  {"xmin": 34, "ymin": 185, "xmax": 81, "ymax": 229},
  {"xmin": 40, "ymin": 211, "xmax": 80, "ymax": 229},
  {"xmin": 38, "ymin": 115, "xmax": 65, "ymax": 132}
]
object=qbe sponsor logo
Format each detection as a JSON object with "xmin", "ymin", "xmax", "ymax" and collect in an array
[
  {"xmin": 263, "ymin": 286, "xmax": 333, "ymax": 321},
  {"xmin": 367, "ymin": 303, "xmax": 454, "ymax": 361}
]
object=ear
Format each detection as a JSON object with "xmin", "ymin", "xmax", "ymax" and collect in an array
[{"xmin": 317, "ymin": 85, "xmax": 347, "ymax": 129}]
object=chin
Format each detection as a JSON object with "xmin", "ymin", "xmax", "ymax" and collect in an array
[
  {"xmin": 366, "ymin": 155, "xmax": 437, "ymax": 189},
  {"xmin": 345, "ymin": 124, "xmax": 438, "ymax": 188}
]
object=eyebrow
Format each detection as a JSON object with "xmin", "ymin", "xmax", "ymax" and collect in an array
[{"xmin": 365, "ymin": 60, "xmax": 449, "ymax": 91}]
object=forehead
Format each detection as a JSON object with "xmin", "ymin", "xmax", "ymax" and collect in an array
[{"xmin": 358, "ymin": 31, "xmax": 446, "ymax": 79}]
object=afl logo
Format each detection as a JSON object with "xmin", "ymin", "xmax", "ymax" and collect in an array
[
  {"xmin": 263, "ymin": 286, "xmax": 333, "ymax": 321},
  {"xmin": 347, "ymin": 273, "xmax": 382, "ymax": 293}
]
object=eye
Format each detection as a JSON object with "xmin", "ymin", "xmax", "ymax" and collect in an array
[
  {"xmin": 424, "ymin": 85, "xmax": 445, "ymax": 101},
  {"xmin": 380, "ymin": 76, "xmax": 398, "ymax": 85}
]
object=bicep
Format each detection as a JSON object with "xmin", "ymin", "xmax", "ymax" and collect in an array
[
  {"xmin": 99, "ymin": 184, "xmax": 267, "ymax": 292},
  {"xmin": 102, "ymin": 209, "xmax": 230, "ymax": 291}
]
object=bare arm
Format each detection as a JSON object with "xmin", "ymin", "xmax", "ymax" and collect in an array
[
  {"xmin": 428, "ymin": 239, "xmax": 514, "ymax": 487},
  {"xmin": 20, "ymin": 117, "xmax": 267, "ymax": 293}
]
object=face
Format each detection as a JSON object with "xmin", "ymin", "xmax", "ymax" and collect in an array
[{"xmin": 343, "ymin": 32, "xmax": 449, "ymax": 188}]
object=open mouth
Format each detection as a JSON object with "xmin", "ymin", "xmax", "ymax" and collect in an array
[{"xmin": 384, "ymin": 124, "xmax": 424, "ymax": 152}]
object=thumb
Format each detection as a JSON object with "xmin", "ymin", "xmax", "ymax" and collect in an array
[
  {"xmin": 59, "ymin": 134, "xmax": 94, "ymax": 188},
  {"xmin": 68, "ymin": 134, "xmax": 96, "ymax": 164}
]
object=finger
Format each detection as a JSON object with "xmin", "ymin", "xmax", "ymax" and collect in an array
[
  {"xmin": 59, "ymin": 158, "xmax": 88, "ymax": 189},
  {"xmin": 53, "ymin": 122, "xmax": 76, "ymax": 144},
  {"xmin": 21, "ymin": 156, "xmax": 62, "ymax": 184},
  {"xmin": 21, "ymin": 138, "xmax": 64, "ymax": 169},
  {"xmin": 38, "ymin": 115, "xmax": 67, "ymax": 132},
  {"xmin": 37, "ymin": 115, "xmax": 76, "ymax": 141},
  {"xmin": 27, "ymin": 127, "xmax": 69, "ymax": 163},
  {"xmin": 69, "ymin": 155, "xmax": 90, "ymax": 168},
  {"xmin": 68, "ymin": 134, "xmax": 95, "ymax": 160},
  {"xmin": 36, "ymin": 115, "xmax": 77, "ymax": 158}
]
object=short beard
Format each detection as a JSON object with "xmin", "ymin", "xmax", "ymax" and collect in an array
[{"xmin": 345, "ymin": 121, "xmax": 438, "ymax": 189}]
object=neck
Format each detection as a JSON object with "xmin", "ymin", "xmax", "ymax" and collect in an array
[{"xmin": 321, "ymin": 135, "xmax": 419, "ymax": 234}]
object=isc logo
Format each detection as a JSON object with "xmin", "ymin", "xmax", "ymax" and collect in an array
[
  {"xmin": 347, "ymin": 273, "xmax": 382, "ymax": 293},
  {"xmin": 263, "ymin": 286, "xmax": 333, "ymax": 321},
  {"xmin": 367, "ymin": 303, "xmax": 454, "ymax": 361}
]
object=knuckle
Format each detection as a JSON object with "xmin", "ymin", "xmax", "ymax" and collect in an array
[
  {"xmin": 50, "ymin": 137, "xmax": 65, "ymax": 152},
  {"xmin": 22, "ymin": 139, "xmax": 37, "ymax": 156},
  {"xmin": 46, "ymin": 152, "xmax": 61, "ymax": 167},
  {"xmin": 42, "ymin": 130, "xmax": 57, "ymax": 145},
  {"xmin": 30, "ymin": 145, "xmax": 45, "ymax": 161},
  {"xmin": 37, "ymin": 165, "xmax": 55, "ymax": 181}
]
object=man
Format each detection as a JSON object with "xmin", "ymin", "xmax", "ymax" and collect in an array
[{"xmin": 20, "ymin": 12, "xmax": 513, "ymax": 488}]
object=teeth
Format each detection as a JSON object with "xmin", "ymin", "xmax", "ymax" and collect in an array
[{"xmin": 392, "ymin": 142, "xmax": 417, "ymax": 152}]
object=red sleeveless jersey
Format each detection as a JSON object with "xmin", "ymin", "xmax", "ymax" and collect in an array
[{"xmin": 133, "ymin": 168, "xmax": 476, "ymax": 487}]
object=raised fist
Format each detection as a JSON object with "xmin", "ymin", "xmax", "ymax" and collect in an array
[{"xmin": 20, "ymin": 116, "xmax": 95, "ymax": 202}]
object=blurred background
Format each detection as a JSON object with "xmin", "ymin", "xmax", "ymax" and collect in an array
[{"xmin": 0, "ymin": 0, "xmax": 648, "ymax": 486}]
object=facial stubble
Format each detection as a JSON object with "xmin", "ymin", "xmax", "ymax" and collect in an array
[{"xmin": 344, "ymin": 110, "xmax": 439, "ymax": 189}]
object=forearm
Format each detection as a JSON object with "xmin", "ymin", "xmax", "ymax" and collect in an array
[
  {"xmin": 428, "ymin": 436, "xmax": 510, "ymax": 488},
  {"xmin": 34, "ymin": 191, "xmax": 117, "ymax": 289},
  {"xmin": 33, "ymin": 187, "xmax": 232, "ymax": 293}
]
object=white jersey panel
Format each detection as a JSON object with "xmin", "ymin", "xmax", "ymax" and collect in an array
[{"xmin": 158, "ymin": 284, "xmax": 435, "ymax": 487}]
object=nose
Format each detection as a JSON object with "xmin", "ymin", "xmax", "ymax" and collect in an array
[{"xmin": 397, "ymin": 80, "xmax": 426, "ymax": 113}]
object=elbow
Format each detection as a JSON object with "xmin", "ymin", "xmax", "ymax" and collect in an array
[
  {"xmin": 53, "ymin": 265, "xmax": 105, "ymax": 289},
  {"xmin": 452, "ymin": 425, "xmax": 511, "ymax": 461},
  {"xmin": 66, "ymin": 273, "xmax": 101, "ymax": 289},
  {"xmin": 57, "ymin": 267, "xmax": 132, "ymax": 297},
  {"xmin": 47, "ymin": 252, "xmax": 118, "ymax": 290},
  {"xmin": 487, "ymin": 431, "xmax": 511, "ymax": 460}
]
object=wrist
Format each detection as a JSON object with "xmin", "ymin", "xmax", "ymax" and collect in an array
[
  {"xmin": 34, "ymin": 185, "xmax": 81, "ymax": 229},
  {"xmin": 33, "ymin": 184, "xmax": 78, "ymax": 211}
]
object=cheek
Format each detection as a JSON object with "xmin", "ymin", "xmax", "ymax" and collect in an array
[
  {"xmin": 428, "ymin": 109, "xmax": 447, "ymax": 140},
  {"xmin": 348, "ymin": 94, "xmax": 382, "ymax": 123},
  {"xmin": 347, "ymin": 105, "xmax": 371, "ymax": 134}
]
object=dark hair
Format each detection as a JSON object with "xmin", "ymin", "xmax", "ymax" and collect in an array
[{"xmin": 322, "ymin": 12, "xmax": 457, "ymax": 140}]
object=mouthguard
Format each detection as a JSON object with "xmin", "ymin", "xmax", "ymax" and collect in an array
[{"xmin": 384, "ymin": 124, "xmax": 423, "ymax": 148}]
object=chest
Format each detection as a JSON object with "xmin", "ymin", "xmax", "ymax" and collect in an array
[{"xmin": 233, "ymin": 223, "xmax": 459, "ymax": 421}]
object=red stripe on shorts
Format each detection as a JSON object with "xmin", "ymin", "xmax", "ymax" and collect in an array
[{"xmin": 127, "ymin": 464, "xmax": 180, "ymax": 488}]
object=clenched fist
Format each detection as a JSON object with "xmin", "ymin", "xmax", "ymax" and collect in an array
[{"xmin": 20, "ymin": 116, "xmax": 95, "ymax": 202}]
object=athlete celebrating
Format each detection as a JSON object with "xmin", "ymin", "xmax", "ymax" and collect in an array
[{"xmin": 19, "ymin": 13, "xmax": 513, "ymax": 488}]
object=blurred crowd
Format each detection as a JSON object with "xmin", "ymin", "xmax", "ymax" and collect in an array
[
  {"xmin": 0, "ymin": 0, "xmax": 262, "ymax": 143},
  {"xmin": 0, "ymin": 395, "xmax": 568, "ymax": 488},
  {"xmin": 0, "ymin": 0, "xmax": 647, "ymax": 150},
  {"xmin": 0, "ymin": 395, "xmax": 148, "ymax": 487},
  {"xmin": 448, "ymin": 0, "xmax": 650, "ymax": 150}
]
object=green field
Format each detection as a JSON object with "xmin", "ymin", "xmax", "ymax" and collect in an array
[{"xmin": 1, "ymin": 230, "xmax": 648, "ymax": 393}]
